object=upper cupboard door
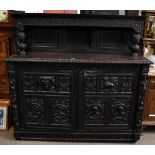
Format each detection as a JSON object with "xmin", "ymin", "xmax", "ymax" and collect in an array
[{"xmin": 78, "ymin": 65, "xmax": 140, "ymax": 131}]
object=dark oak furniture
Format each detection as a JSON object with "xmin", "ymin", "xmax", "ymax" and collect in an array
[{"xmin": 6, "ymin": 13, "xmax": 151, "ymax": 142}]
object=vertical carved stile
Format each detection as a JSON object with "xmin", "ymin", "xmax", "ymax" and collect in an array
[
  {"xmin": 135, "ymin": 65, "xmax": 149, "ymax": 137},
  {"xmin": 8, "ymin": 63, "xmax": 19, "ymax": 130},
  {"xmin": 15, "ymin": 19, "xmax": 27, "ymax": 55}
]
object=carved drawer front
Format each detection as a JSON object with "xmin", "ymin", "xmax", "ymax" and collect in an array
[
  {"xmin": 22, "ymin": 96, "xmax": 73, "ymax": 130},
  {"xmin": 0, "ymin": 39, "xmax": 9, "ymax": 57},
  {"xmin": 0, "ymin": 59, "xmax": 8, "ymax": 75},
  {"xmin": 83, "ymin": 70, "xmax": 134, "ymax": 94},
  {"xmin": 22, "ymin": 71, "xmax": 72, "ymax": 93},
  {"xmin": 79, "ymin": 96, "xmax": 132, "ymax": 130}
]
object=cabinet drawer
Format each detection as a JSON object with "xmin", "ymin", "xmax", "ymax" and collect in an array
[
  {"xmin": 0, "ymin": 39, "xmax": 9, "ymax": 57},
  {"xmin": 0, "ymin": 59, "xmax": 8, "ymax": 75}
]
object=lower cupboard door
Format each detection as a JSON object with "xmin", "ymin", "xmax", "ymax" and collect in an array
[
  {"xmin": 20, "ymin": 95, "xmax": 75, "ymax": 131},
  {"xmin": 78, "ymin": 96, "xmax": 135, "ymax": 131}
]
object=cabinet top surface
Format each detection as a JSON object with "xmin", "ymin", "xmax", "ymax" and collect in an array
[
  {"xmin": 6, "ymin": 52, "xmax": 152, "ymax": 64},
  {"xmin": 12, "ymin": 13, "xmax": 146, "ymax": 20}
]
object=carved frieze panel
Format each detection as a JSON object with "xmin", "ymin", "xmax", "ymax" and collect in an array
[
  {"xmin": 100, "ymin": 76, "xmax": 119, "ymax": 92},
  {"xmin": 119, "ymin": 76, "xmax": 133, "ymax": 93},
  {"xmin": 22, "ymin": 72, "xmax": 72, "ymax": 93},
  {"xmin": 23, "ymin": 97, "xmax": 45, "ymax": 126},
  {"xmin": 84, "ymin": 98, "xmax": 105, "ymax": 125},
  {"xmin": 48, "ymin": 98, "xmax": 71, "ymax": 127},
  {"xmin": 37, "ymin": 75, "xmax": 55, "ymax": 91},
  {"xmin": 84, "ymin": 73, "xmax": 133, "ymax": 93},
  {"xmin": 110, "ymin": 98, "xmax": 130, "ymax": 124},
  {"xmin": 85, "ymin": 76, "xmax": 97, "ymax": 92}
]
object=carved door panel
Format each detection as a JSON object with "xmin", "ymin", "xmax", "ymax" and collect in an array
[
  {"xmin": 78, "ymin": 68, "xmax": 138, "ymax": 130},
  {"xmin": 22, "ymin": 95, "xmax": 73, "ymax": 130},
  {"xmin": 18, "ymin": 68, "xmax": 76, "ymax": 131}
]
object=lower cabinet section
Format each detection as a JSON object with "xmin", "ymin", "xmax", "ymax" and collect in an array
[
  {"xmin": 79, "ymin": 97, "xmax": 132, "ymax": 130},
  {"xmin": 7, "ymin": 62, "xmax": 148, "ymax": 142},
  {"xmin": 22, "ymin": 96, "xmax": 74, "ymax": 130}
]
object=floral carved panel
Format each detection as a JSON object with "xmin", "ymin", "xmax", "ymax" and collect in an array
[
  {"xmin": 84, "ymin": 98, "xmax": 105, "ymax": 125},
  {"xmin": 23, "ymin": 74, "xmax": 35, "ymax": 91},
  {"xmin": 48, "ymin": 98, "xmax": 71, "ymax": 127},
  {"xmin": 110, "ymin": 98, "xmax": 130, "ymax": 124},
  {"xmin": 57, "ymin": 76, "xmax": 71, "ymax": 92},
  {"xmin": 23, "ymin": 97, "xmax": 45, "ymax": 126}
]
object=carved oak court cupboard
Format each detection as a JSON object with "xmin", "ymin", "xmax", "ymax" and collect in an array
[{"xmin": 6, "ymin": 13, "xmax": 152, "ymax": 142}]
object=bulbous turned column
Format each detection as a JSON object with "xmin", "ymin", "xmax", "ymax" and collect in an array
[{"xmin": 16, "ymin": 21, "xmax": 27, "ymax": 55}]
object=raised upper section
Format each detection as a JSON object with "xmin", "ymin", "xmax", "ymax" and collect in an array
[{"xmin": 12, "ymin": 13, "xmax": 146, "ymax": 56}]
